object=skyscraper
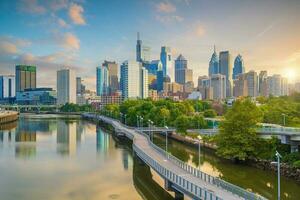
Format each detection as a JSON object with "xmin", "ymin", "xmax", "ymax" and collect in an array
[
  {"xmin": 259, "ymin": 71, "xmax": 268, "ymax": 96},
  {"xmin": 145, "ymin": 60, "xmax": 162, "ymax": 75},
  {"xmin": 233, "ymin": 54, "xmax": 245, "ymax": 79},
  {"xmin": 57, "ymin": 69, "xmax": 76, "ymax": 105},
  {"xmin": 76, "ymin": 77, "xmax": 85, "ymax": 95},
  {"xmin": 160, "ymin": 46, "xmax": 172, "ymax": 77},
  {"xmin": 208, "ymin": 46, "xmax": 219, "ymax": 76},
  {"xmin": 15, "ymin": 65, "xmax": 36, "ymax": 92},
  {"xmin": 210, "ymin": 74, "xmax": 226, "ymax": 100},
  {"xmin": 136, "ymin": 32, "xmax": 151, "ymax": 63},
  {"xmin": 0, "ymin": 75, "xmax": 15, "ymax": 100},
  {"xmin": 219, "ymin": 51, "xmax": 232, "ymax": 97},
  {"xmin": 140, "ymin": 67, "xmax": 148, "ymax": 99},
  {"xmin": 102, "ymin": 61, "xmax": 119, "ymax": 93},
  {"xmin": 156, "ymin": 70, "xmax": 164, "ymax": 92},
  {"xmin": 96, "ymin": 66, "xmax": 109, "ymax": 96},
  {"xmin": 120, "ymin": 60, "xmax": 141, "ymax": 99},
  {"xmin": 175, "ymin": 54, "xmax": 193, "ymax": 85}
]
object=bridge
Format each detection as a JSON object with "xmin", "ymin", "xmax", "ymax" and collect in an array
[
  {"xmin": 0, "ymin": 104, "xmax": 58, "ymax": 112},
  {"xmin": 83, "ymin": 113, "xmax": 266, "ymax": 200}
]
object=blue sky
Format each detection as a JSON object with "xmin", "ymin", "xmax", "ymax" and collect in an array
[{"xmin": 0, "ymin": 0, "xmax": 300, "ymax": 90}]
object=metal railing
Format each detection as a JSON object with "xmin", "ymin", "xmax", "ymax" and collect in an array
[{"xmin": 83, "ymin": 113, "xmax": 267, "ymax": 200}]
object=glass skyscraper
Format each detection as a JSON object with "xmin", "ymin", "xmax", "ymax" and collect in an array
[
  {"xmin": 160, "ymin": 46, "xmax": 172, "ymax": 77},
  {"xmin": 175, "ymin": 54, "xmax": 193, "ymax": 85},
  {"xmin": 233, "ymin": 54, "xmax": 245, "ymax": 79},
  {"xmin": 96, "ymin": 66, "xmax": 109, "ymax": 96},
  {"xmin": 219, "ymin": 51, "xmax": 232, "ymax": 97},
  {"xmin": 136, "ymin": 32, "xmax": 151, "ymax": 63},
  {"xmin": 208, "ymin": 46, "xmax": 219, "ymax": 76}
]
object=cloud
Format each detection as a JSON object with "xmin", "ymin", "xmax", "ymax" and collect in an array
[
  {"xmin": 0, "ymin": 36, "xmax": 31, "ymax": 55},
  {"xmin": 156, "ymin": 2, "xmax": 176, "ymax": 13},
  {"xmin": 194, "ymin": 25, "xmax": 206, "ymax": 37},
  {"xmin": 47, "ymin": 0, "xmax": 69, "ymax": 11},
  {"xmin": 18, "ymin": 0, "xmax": 46, "ymax": 14},
  {"xmin": 57, "ymin": 18, "xmax": 69, "ymax": 28},
  {"xmin": 68, "ymin": 3, "xmax": 86, "ymax": 25},
  {"xmin": 61, "ymin": 32, "xmax": 80, "ymax": 50},
  {"xmin": 155, "ymin": 15, "xmax": 184, "ymax": 23}
]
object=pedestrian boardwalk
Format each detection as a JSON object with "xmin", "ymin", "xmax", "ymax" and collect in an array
[{"xmin": 83, "ymin": 114, "xmax": 267, "ymax": 200}]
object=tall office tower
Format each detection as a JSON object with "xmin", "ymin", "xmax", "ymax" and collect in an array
[
  {"xmin": 281, "ymin": 77, "xmax": 288, "ymax": 96},
  {"xmin": 120, "ymin": 61, "xmax": 141, "ymax": 99},
  {"xmin": 245, "ymin": 71, "xmax": 258, "ymax": 97},
  {"xmin": 219, "ymin": 51, "xmax": 232, "ymax": 97},
  {"xmin": 57, "ymin": 69, "xmax": 76, "ymax": 105},
  {"xmin": 233, "ymin": 54, "xmax": 245, "ymax": 79},
  {"xmin": 197, "ymin": 75, "xmax": 209, "ymax": 89},
  {"xmin": 102, "ymin": 60, "xmax": 119, "ymax": 93},
  {"xmin": 233, "ymin": 74, "xmax": 248, "ymax": 97},
  {"xmin": 210, "ymin": 74, "xmax": 226, "ymax": 100},
  {"xmin": 175, "ymin": 54, "xmax": 193, "ymax": 84},
  {"xmin": 0, "ymin": 75, "xmax": 15, "ymax": 99},
  {"xmin": 76, "ymin": 77, "xmax": 86, "ymax": 95},
  {"xmin": 156, "ymin": 70, "xmax": 164, "ymax": 92},
  {"xmin": 15, "ymin": 65, "xmax": 36, "ymax": 92},
  {"xmin": 136, "ymin": 32, "xmax": 151, "ymax": 63},
  {"xmin": 140, "ymin": 67, "xmax": 149, "ymax": 99},
  {"xmin": 96, "ymin": 66, "xmax": 109, "ymax": 96},
  {"xmin": 259, "ymin": 71, "xmax": 268, "ymax": 96},
  {"xmin": 267, "ymin": 74, "xmax": 286, "ymax": 97},
  {"xmin": 145, "ymin": 60, "xmax": 163, "ymax": 75},
  {"xmin": 208, "ymin": 46, "xmax": 219, "ymax": 76},
  {"xmin": 160, "ymin": 46, "xmax": 172, "ymax": 77}
]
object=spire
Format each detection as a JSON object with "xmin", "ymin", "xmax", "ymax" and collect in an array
[
  {"xmin": 137, "ymin": 32, "xmax": 140, "ymax": 41},
  {"xmin": 213, "ymin": 45, "xmax": 216, "ymax": 53}
]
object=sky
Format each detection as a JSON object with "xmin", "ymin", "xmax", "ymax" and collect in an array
[{"xmin": 0, "ymin": 0, "xmax": 300, "ymax": 91}]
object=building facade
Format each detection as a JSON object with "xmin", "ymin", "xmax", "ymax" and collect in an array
[
  {"xmin": 96, "ymin": 66, "xmax": 110, "ymax": 96},
  {"xmin": 210, "ymin": 74, "xmax": 226, "ymax": 100},
  {"xmin": 175, "ymin": 54, "xmax": 193, "ymax": 85},
  {"xmin": 16, "ymin": 88, "xmax": 56, "ymax": 105},
  {"xmin": 136, "ymin": 32, "xmax": 151, "ymax": 63},
  {"xmin": 102, "ymin": 61, "xmax": 119, "ymax": 94},
  {"xmin": 219, "ymin": 51, "xmax": 232, "ymax": 97},
  {"xmin": 140, "ymin": 67, "xmax": 149, "ymax": 99},
  {"xmin": 160, "ymin": 46, "xmax": 172, "ymax": 77},
  {"xmin": 120, "ymin": 61, "xmax": 141, "ymax": 99},
  {"xmin": 57, "ymin": 69, "xmax": 76, "ymax": 105},
  {"xmin": 15, "ymin": 65, "xmax": 36, "ymax": 92},
  {"xmin": 233, "ymin": 54, "xmax": 245, "ymax": 79},
  {"xmin": 0, "ymin": 75, "xmax": 15, "ymax": 100},
  {"xmin": 208, "ymin": 46, "xmax": 219, "ymax": 76}
]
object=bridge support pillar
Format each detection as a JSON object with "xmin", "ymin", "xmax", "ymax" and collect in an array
[
  {"xmin": 291, "ymin": 143, "xmax": 299, "ymax": 153},
  {"xmin": 164, "ymin": 179, "xmax": 184, "ymax": 200}
]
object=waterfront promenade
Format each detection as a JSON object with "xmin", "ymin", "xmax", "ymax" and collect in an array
[
  {"xmin": 83, "ymin": 113, "xmax": 267, "ymax": 200},
  {"xmin": 0, "ymin": 111, "xmax": 18, "ymax": 124}
]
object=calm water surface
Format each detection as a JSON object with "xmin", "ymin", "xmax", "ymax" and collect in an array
[{"xmin": 0, "ymin": 115, "xmax": 300, "ymax": 200}]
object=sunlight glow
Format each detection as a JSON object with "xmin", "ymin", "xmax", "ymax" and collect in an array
[{"xmin": 284, "ymin": 68, "xmax": 296, "ymax": 82}]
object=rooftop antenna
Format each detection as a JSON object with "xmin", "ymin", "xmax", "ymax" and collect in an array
[
  {"xmin": 137, "ymin": 32, "xmax": 140, "ymax": 40},
  {"xmin": 213, "ymin": 44, "xmax": 216, "ymax": 53}
]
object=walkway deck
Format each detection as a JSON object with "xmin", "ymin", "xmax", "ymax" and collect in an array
[{"xmin": 83, "ymin": 114, "xmax": 266, "ymax": 200}]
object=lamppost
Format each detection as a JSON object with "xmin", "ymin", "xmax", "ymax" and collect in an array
[
  {"xmin": 136, "ymin": 115, "xmax": 140, "ymax": 128},
  {"xmin": 148, "ymin": 119, "xmax": 153, "ymax": 141},
  {"xmin": 282, "ymin": 114, "xmax": 286, "ymax": 126},
  {"xmin": 124, "ymin": 114, "xmax": 127, "ymax": 125},
  {"xmin": 271, "ymin": 151, "xmax": 282, "ymax": 200},
  {"xmin": 197, "ymin": 135, "xmax": 202, "ymax": 170},
  {"xmin": 139, "ymin": 116, "xmax": 143, "ymax": 127},
  {"xmin": 165, "ymin": 126, "xmax": 169, "ymax": 158}
]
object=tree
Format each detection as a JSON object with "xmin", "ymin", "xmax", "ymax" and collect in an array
[
  {"xmin": 191, "ymin": 114, "xmax": 207, "ymax": 129},
  {"xmin": 174, "ymin": 115, "xmax": 190, "ymax": 134},
  {"xmin": 214, "ymin": 99, "xmax": 262, "ymax": 161},
  {"xmin": 203, "ymin": 109, "xmax": 217, "ymax": 118}
]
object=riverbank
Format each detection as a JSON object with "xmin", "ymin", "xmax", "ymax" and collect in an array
[{"xmin": 0, "ymin": 111, "xmax": 18, "ymax": 124}]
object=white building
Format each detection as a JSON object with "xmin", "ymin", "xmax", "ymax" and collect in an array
[
  {"xmin": 57, "ymin": 69, "xmax": 76, "ymax": 105},
  {"xmin": 0, "ymin": 75, "xmax": 15, "ymax": 99},
  {"xmin": 210, "ymin": 74, "xmax": 226, "ymax": 100},
  {"xmin": 120, "ymin": 61, "xmax": 141, "ymax": 99},
  {"xmin": 267, "ymin": 74, "xmax": 288, "ymax": 97},
  {"xmin": 141, "ymin": 67, "xmax": 148, "ymax": 99}
]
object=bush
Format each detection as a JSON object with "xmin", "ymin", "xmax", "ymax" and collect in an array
[
  {"xmin": 203, "ymin": 109, "xmax": 217, "ymax": 118},
  {"xmin": 293, "ymin": 160, "xmax": 300, "ymax": 168}
]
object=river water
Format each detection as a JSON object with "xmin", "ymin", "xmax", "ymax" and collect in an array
[{"xmin": 0, "ymin": 115, "xmax": 299, "ymax": 200}]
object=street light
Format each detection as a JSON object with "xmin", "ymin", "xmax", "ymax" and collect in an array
[
  {"xmin": 165, "ymin": 126, "xmax": 169, "ymax": 158},
  {"xmin": 124, "ymin": 114, "xmax": 127, "ymax": 125},
  {"xmin": 197, "ymin": 135, "xmax": 202, "ymax": 170},
  {"xmin": 148, "ymin": 119, "xmax": 153, "ymax": 141},
  {"xmin": 136, "ymin": 115, "xmax": 140, "ymax": 128},
  {"xmin": 139, "ymin": 116, "xmax": 143, "ymax": 127},
  {"xmin": 282, "ymin": 114, "xmax": 286, "ymax": 126}
]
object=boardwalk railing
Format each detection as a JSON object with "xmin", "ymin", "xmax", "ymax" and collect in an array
[{"xmin": 84, "ymin": 114, "xmax": 267, "ymax": 200}]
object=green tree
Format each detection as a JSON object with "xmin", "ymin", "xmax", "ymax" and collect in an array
[
  {"xmin": 203, "ymin": 109, "xmax": 217, "ymax": 118},
  {"xmin": 174, "ymin": 115, "xmax": 191, "ymax": 134},
  {"xmin": 214, "ymin": 99, "xmax": 262, "ymax": 161}
]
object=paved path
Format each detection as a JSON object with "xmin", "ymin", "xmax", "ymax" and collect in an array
[{"xmin": 84, "ymin": 114, "xmax": 267, "ymax": 200}]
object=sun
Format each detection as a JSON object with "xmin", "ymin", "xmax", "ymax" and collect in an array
[{"xmin": 284, "ymin": 68, "xmax": 296, "ymax": 82}]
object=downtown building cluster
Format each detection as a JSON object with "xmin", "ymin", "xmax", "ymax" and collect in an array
[{"xmin": 1, "ymin": 34, "xmax": 300, "ymax": 107}]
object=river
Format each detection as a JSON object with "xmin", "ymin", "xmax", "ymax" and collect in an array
[{"xmin": 0, "ymin": 115, "xmax": 299, "ymax": 200}]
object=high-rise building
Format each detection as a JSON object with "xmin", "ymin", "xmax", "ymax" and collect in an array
[
  {"xmin": 210, "ymin": 74, "xmax": 226, "ymax": 100},
  {"xmin": 233, "ymin": 54, "xmax": 245, "ymax": 79},
  {"xmin": 15, "ymin": 65, "xmax": 36, "ymax": 92},
  {"xmin": 145, "ymin": 60, "xmax": 162, "ymax": 75},
  {"xmin": 160, "ymin": 46, "xmax": 172, "ymax": 77},
  {"xmin": 96, "ymin": 66, "xmax": 109, "ymax": 96},
  {"xmin": 120, "ymin": 61, "xmax": 141, "ymax": 99},
  {"xmin": 246, "ymin": 71, "xmax": 258, "ymax": 97},
  {"xmin": 76, "ymin": 77, "xmax": 86, "ymax": 95},
  {"xmin": 208, "ymin": 46, "xmax": 219, "ymax": 76},
  {"xmin": 197, "ymin": 75, "xmax": 209, "ymax": 89},
  {"xmin": 140, "ymin": 67, "xmax": 148, "ymax": 99},
  {"xmin": 219, "ymin": 51, "xmax": 232, "ymax": 97},
  {"xmin": 175, "ymin": 54, "xmax": 193, "ymax": 85},
  {"xmin": 234, "ymin": 71, "xmax": 258, "ymax": 97},
  {"xmin": 102, "ymin": 61, "xmax": 119, "ymax": 93},
  {"xmin": 136, "ymin": 32, "xmax": 151, "ymax": 63},
  {"xmin": 156, "ymin": 70, "xmax": 164, "ymax": 92},
  {"xmin": 259, "ymin": 71, "xmax": 268, "ymax": 96},
  {"xmin": 57, "ymin": 69, "xmax": 76, "ymax": 105},
  {"xmin": 266, "ymin": 74, "xmax": 288, "ymax": 97},
  {"xmin": 0, "ymin": 75, "xmax": 15, "ymax": 100}
]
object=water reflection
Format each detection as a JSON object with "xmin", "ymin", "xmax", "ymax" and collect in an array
[{"xmin": 56, "ymin": 120, "xmax": 78, "ymax": 155}]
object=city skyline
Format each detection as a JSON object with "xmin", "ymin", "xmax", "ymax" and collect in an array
[{"xmin": 0, "ymin": 0, "xmax": 300, "ymax": 91}]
